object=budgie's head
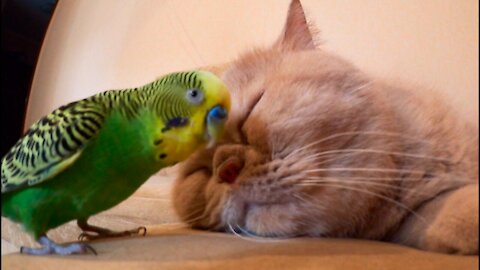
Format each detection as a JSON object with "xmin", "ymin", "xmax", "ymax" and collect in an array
[{"xmin": 150, "ymin": 70, "xmax": 231, "ymax": 162}]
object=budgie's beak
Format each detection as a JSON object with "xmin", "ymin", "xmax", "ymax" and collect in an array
[{"xmin": 205, "ymin": 105, "xmax": 228, "ymax": 148}]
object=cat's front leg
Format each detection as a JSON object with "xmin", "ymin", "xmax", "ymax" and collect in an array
[
  {"xmin": 422, "ymin": 184, "xmax": 478, "ymax": 254},
  {"xmin": 392, "ymin": 184, "xmax": 478, "ymax": 254}
]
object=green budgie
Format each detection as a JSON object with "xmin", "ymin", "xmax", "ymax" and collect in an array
[{"xmin": 1, "ymin": 70, "xmax": 230, "ymax": 255}]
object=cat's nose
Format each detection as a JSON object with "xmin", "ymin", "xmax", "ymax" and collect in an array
[{"xmin": 217, "ymin": 156, "xmax": 244, "ymax": 184}]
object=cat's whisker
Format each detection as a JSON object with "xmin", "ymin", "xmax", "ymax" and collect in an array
[
  {"xmin": 226, "ymin": 223, "xmax": 240, "ymax": 236},
  {"xmin": 180, "ymin": 207, "xmax": 207, "ymax": 225},
  {"xmin": 182, "ymin": 206, "xmax": 204, "ymax": 220},
  {"xmin": 226, "ymin": 223, "xmax": 267, "ymax": 243},
  {"xmin": 227, "ymin": 220, "xmax": 295, "ymax": 243},
  {"xmin": 304, "ymin": 167, "xmax": 427, "ymax": 175},
  {"xmin": 303, "ymin": 175, "xmax": 475, "ymax": 184},
  {"xmin": 292, "ymin": 192, "xmax": 330, "ymax": 213},
  {"xmin": 292, "ymin": 192, "xmax": 315, "ymax": 205},
  {"xmin": 300, "ymin": 148, "xmax": 454, "ymax": 164},
  {"xmin": 270, "ymin": 140, "xmax": 278, "ymax": 161},
  {"xmin": 351, "ymin": 82, "xmax": 372, "ymax": 92},
  {"xmin": 309, "ymin": 153, "xmax": 363, "ymax": 167},
  {"xmin": 234, "ymin": 225, "xmax": 291, "ymax": 242},
  {"xmin": 165, "ymin": 0, "xmax": 205, "ymax": 66},
  {"xmin": 296, "ymin": 182, "xmax": 427, "ymax": 224},
  {"xmin": 182, "ymin": 214, "xmax": 206, "ymax": 226},
  {"xmin": 306, "ymin": 176, "xmax": 419, "ymax": 181},
  {"xmin": 285, "ymin": 131, "xmax": 435, "ymax": 160},
  {"xmin": 304, "ymin": 167, "xmax": 476, "ymax": 183},
  {"xmin": 300, "ymin": 178, "xmax": 434, "ymax": 196}
]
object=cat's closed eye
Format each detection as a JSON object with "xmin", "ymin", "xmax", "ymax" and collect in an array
[{"xmin": 238, "ymin": 91, "xmax": 264, "ymax": 143}]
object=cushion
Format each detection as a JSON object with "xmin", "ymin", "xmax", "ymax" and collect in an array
[{"xmin": 2, "ymin": 174, "xmax": 478, "ymax": 269}]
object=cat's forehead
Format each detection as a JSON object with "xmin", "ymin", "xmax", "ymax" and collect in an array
[
  {"xmin": 221, "ymin": 50, "xmax": 274, "ymax": 87},
  {"xmin": 224, "ymin": 48, "xmax": 350, "ymax": 86}
]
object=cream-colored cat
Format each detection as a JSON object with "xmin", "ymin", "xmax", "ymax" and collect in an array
[{"xmin": 173, "ymin": 0, "xmax": 478, "ymax": 254}]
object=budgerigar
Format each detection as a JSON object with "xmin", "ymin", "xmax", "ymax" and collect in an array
[{"xmin": 1, "ymin": 70, "xmax": 230, "ymax": 255}]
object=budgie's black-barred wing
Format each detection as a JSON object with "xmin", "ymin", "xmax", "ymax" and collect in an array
[{"xmin": 1, "ymin": 96, "xmax": 109, "ymax": 193}]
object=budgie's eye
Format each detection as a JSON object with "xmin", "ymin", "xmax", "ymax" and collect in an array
[{"xmin": 186, "ymin": 89, "xmax": 204, "ymax": 105}]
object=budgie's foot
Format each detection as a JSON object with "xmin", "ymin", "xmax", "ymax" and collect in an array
[
  {"xmin": 20, "ymin": 235, "xmax": 97, "ymax": 256},
  {"xmin": 77, "ymin": 219, "xmax": 147, "ymax": 241},
  {"xmin": 78, "ymin": 227, "xmax": 147, "ymax": 241}
]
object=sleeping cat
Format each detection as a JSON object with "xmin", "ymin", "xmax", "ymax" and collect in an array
[{"xmin": 172, "ymin": 0, "xmax": 478, "ymax": 254}]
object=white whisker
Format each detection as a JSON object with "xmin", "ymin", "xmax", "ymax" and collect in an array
[
  {"xmin": 285, "ymin": 131, "xmax": 434, "ymax": 160},
  {"xmin": 301, "ymin": 148, "xmax": 453, "ymax": 163},
  {"xmin": 302, "ymin": 175, "xmax": 475, "ymax": 184},
  {"xmin": 226, "ymin": 223, "xmax": 269, "ymax": 243},
  {"xmin": 235, "ymin": 225, "xmax": 289, "ymax": 242},
  {"xmin": 307, "ymin": 176, "xmax": 413, "ymax": 181},
  {"xmin": 180, "ymin": 207, "xmax": 206, "ymax": 225},
  {"xmin": 165, "ymin": 0, "xmax": 205, "ymax": 66},
  {"xmin": 304, "ymin": 167, "xmax": 426, "ymax": 175},
  {"xmin": 312, "ymin": 155, "xmax": 359, "ymax": 167},
  {"xmin": 300, "ymin": 178, "xmax": 433, "ymax": 196},
  {"xmin": 297, "ymin": 182, "xmax": 427, "ymax": 224},
  {"xmin": 292, "ymin": 193, "xmax": 314, "ymax": 205}
]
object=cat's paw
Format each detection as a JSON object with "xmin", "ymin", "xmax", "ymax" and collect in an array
[{"xmin": 422, "ymin": 184, "xmax": 478, "ymax": 255}]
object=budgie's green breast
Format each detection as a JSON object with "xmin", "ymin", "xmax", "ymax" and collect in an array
[{"xmin": 1, "ymin": 108, "xmax": 169, "ymax": 238}]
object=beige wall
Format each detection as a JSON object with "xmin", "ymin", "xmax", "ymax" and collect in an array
[{"xmin": 26, "ymin": 0, "xmax": 478, "ymax": 127}]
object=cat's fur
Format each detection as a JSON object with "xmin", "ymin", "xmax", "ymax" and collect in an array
[{"xmin": 172, "ymin": 0, "xmax": 478, "ymax": 254}]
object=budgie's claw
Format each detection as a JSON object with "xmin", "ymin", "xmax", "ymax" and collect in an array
[
  {"xmin": 84, "ymin": 244, "xmax": 98, "ymax": 255},
  {"xmin": 78, "ymin": 232, "xmax": 90, "ymax": 241},
  {"xmin": 138, "ymin": 226, "xmax": 147, "ymax": 236},
  {"xmin": 77, "ymin": 226, "xmax": 147, "ymax": 241},
  {"xmin": 20, "ymin": 235, "xmax": 97, "ymax": 256}
]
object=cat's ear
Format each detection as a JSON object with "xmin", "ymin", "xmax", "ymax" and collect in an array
[{"xmin": 274, "ymin": 0, "xmax": 317, "ymax": 51}]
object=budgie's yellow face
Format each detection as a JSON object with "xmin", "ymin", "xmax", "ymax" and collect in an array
[{"xmin": 155, "ymin": 70, "xmax": 231, "ymax": 164}]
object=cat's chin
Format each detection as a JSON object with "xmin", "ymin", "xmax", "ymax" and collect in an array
[
  {"xmin": 221, "ymin": 194, "xmax": 310, "ymax": 238},
  {"xmin": 245, "ymin": 202, "xmax": 302, "ymax": 237}
]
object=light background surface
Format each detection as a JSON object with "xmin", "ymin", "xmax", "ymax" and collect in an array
[{"xmin": 25, "ymin": 0, "xmax": 478, "ymax": 128}]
